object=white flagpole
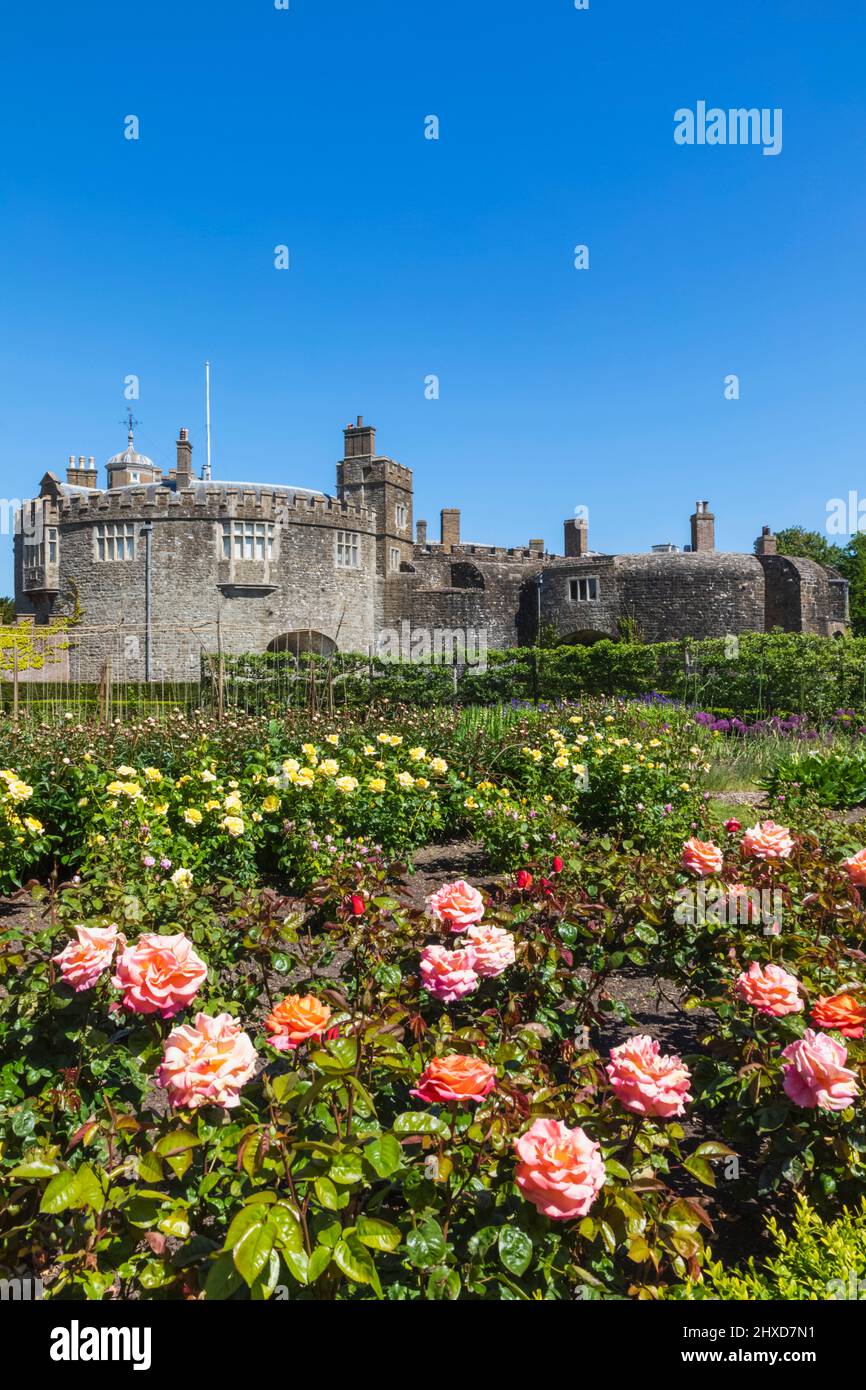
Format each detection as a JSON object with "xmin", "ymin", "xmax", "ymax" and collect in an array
[{"xmin": 204, "ymin": 360, "xmax": 212, "ymax": 481}]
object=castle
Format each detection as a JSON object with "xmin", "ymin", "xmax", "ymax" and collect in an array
[{"xmin": 14, "ymin": 418, "xmax": 848, "ymax": 681}]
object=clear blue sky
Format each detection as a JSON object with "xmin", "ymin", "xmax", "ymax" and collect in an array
[{"xmin": 1, "ymin": 0, "xmax": 865, "ymax": 592}]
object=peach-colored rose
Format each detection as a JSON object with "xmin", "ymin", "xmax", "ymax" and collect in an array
[
  {"xmin": 425, "ymin": 879, "xmax": 485, "ymax": 931},
  {"xmin": 463, "ymin": 923, "xmax": 515, "ymax": 978},
  {"xmin": 681, "ymin": 837, "xmax": 723, "ymax": 877},
  {"xmin": 741, "ymin": 820, "xmax": 794, "ymax": 861},
  {"xmin": 734, "ymin": 961, "xmax": 803, "ymax": 1017},
  {"xmin": 157, "ymin": 1011, "xmax": 257, "ymax": 1110},
  {"xmin": 781, "ymin": 1029, "xmax": 860, "ymax": 1112},
  {"xmin": 514, "ymin": 1117, "xmax": 605, "ymax": 1221},
  {"xmin": 265, "ymin": 994, "xmax": 332, "ymax": 1051},
  {"xmin": 52, "ymin": 923, "xmax": 119, "ymax": 992},
  {"xmin": 841, "ymin": 849, "xmax": 866, "ymax": 887},
  {"xmin": 411, "ymin": 1053, "xmax": 496, "ymax": 1104},
  {"xmin": 419, "ymin": 944, "xmax": 479, "ymax": 1002},
  {"xmin": 606, "ymin": 1035, "xmax": 693, "ymax": 1118},
  {"xmin": 112, "ymin": 931, "xmax": 207, "ymax": 1019},
  {"xmin": 811, "ymin": 992, "xmax": 866, "ymax": 1040}
]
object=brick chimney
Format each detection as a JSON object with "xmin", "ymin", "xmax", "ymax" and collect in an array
[
  {"xmin": 343, "ymin": 415, "xmax": 376, "ymax": 459},
  {"xmin": 440, "ymin": 508, "xmax": 460, "ymax": 548},
  {"xmin": 755, "ymin": 525, "xmax": 777, "ymax": 557},
  {"xmin": 67, "ymin": 454, "xmax": 98, "ymax": 488},
  {"xmin": 690, "ymin": 500, "xmax": 715, "ymax": 552},
  {"xmin": 175, "ymin": 428, "xmax": 193, "ymax": 487},
  {"xmin": 564, "ymin": 517, "xmax": 588, "ymax": 557},
  {"xmin": 416, "ymin": 519, "xmax": 428, "ymax": 546}
]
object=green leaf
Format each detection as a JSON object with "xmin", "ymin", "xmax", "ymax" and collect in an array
[
  {"xmin": 267, "ymin": 1203, "xmax": 304, "ymax": 1254},
  {"xmin": 393, "ymin": 1111, "xmax": 449, "ymax": 1137},
  {"xmin": 364, "ymin": 1134, "xmax": 403, "ymax": 1178},
  {"xmin": 10, "ymin": 1158, "xmax": 59, "ymax": 1180},
  {"xmin": 204, "ymin": 1252, "xmax": 243, "ymax": 1301},
  {"xmin": 137, "ymin": 1151, "xmax": 165, "ymax": 1184},
  {"xmin": 355, "ymin": 1216, "xmax": 402, "ymax": 1252},
  {"xmin": 328, "ymin": 1150, "xmax": 365, "ymax": 1185},
  {"xmin": 333, "ymin": 1234, "xmax": 381, "ymax": 1294},
  {"xmin": 682, "ymin": 1155, "xmax": 716, "ymax": 1188},
  {"xmin": 307, "ymin": 1245, "xmax": 332, "ymax": 1283},
  {"xmin": 224, "ymin": 1203, "xmax": 267, "ymax": 1251},
  {"xmin": 427, "ymin": 1265, "xmax": 461, "ymax": 1300},
  {"xmin": 39, "ymin": 1169, "xmax": 79, "ymax": 1215},
  {"xmin": 406, "ymin": 1218, "xmax": 447, "ymax": 1270},
  {"xmin": 233, "ymin": 1221, "xmax": 276, "ymax": 1289},
  {"xmin": 314, "ymin": 1176, "xmax": 341, "ymax": 1211},
  {"xmin": 498, "ymin": 1226, "xmax": 532, "ymax": 1277}
]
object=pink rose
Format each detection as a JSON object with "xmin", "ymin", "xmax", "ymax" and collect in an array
[
  {"xmin": 419, "ymin": 944, "xmax": 479, "ymax": 1002},
  {"xmin": 841, "ymin": 848, "xmax": 866, "ymax": 887},
  {"xmin": 681, "ymin": 837, "xmax": 723, "ymax": 877},
  {"xmin": 157, "ymin": 1012, "xmax": 257, "ymax": 1110},
  {"xmin": 606, "ymin": 1034, "xmax": 693, "ymax": 1118},
  {"xmin": 781, "ymin": 1029, "xmax": 860, "ymax": 1112},
  {"xmin": 112, "ymin": 931, "xmax": 207, "ymax": 1019},
  {"xmin": 741, "ymin": 820, "xmax": 794, "ymax": 861},
  {"xmin": 425, "ymin": 879, "xmax": 485, "ymax": 931},
  {"xmin": 52, "ymin": 923, "xmax": 119, "ymax": 992},
  {"xmin": 734, "ymin": 961, "xmax": 803, "ymax": 1017},
  {"xmin": 463, "ymin": 923, "xmax": 515, "ymax": 978},
  {"xmin": 514, "ymin": 1117, "xmax": 605, "ymax": 1221}
]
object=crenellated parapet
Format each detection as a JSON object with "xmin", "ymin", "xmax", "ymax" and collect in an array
[{"xmin": 56, "ymin": 484, "xmax": 376, "ymax": 531}]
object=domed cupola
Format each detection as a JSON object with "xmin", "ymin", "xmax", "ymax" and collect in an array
[{"xmin": 106, "ymin": 416, "xmax": 163, "ymax": 489}]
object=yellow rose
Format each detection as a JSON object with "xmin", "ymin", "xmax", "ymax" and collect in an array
[{"xmin": 183, "ymin": 808, "xmax": 203, "ymax": 826}]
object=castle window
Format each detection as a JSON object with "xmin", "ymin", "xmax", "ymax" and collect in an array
[
  {"xmin": 335, "ymin": 530, "xmax": 361, "ymax": 568},
  {"xmin": 389, "ymin": 546, "xmax": 400, "ymax": 571},
  {"xmin": 569, "ymin": 576, "xmax": 598, "ymax": 602},
  {"xmin": 220, "ymin": 520, "xmax": 275, "ymax": 561},
  {"xmin": 395, "ymin": 503, "xmax": 408, "ymax": 530},
  {"xmin": 23, "ymin": 527, "xmax": 58, "ymax": 569},
  {"xmin": 95, "ymin": 522, "xmax": 135, "ymax": 561}
]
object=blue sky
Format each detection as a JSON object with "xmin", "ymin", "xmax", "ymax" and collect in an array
[{"xmin": 1, "ymin": 0, "xmax": 865, "ymax": 591}]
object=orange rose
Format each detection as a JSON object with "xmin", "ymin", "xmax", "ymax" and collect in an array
[
  {"xmin": 411, "ymin": 1053, "xmax": 496, "ymax": 1104},
  {"xmin": 681, "ymin": 837, "xmax": 723, "ymax": 877},
  {"xmin": 841, "ymin": 849, "xmax": 866, "ymax": 887},
  {"xmin": 812, "ymin": 992, "xmax": 866, "ymax": 1039},
  {"xmin": 265, "ymin": 994, "xmax": 332, "ymax": 1051}
]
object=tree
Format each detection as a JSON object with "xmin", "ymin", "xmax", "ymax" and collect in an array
[
  {"xmin": 776, "ymin": 527, "xmax": 866, "ymax": 636},
  {"xmin": 836, "ymin": 534, "xmax": 866, "ymax": 636},
  {"xmin": 0, "ymin": 596, "xmax": 14, "ymax": 625},
  {"xmin": 775, "ymin": 527, "xmax": 844, "ymax": 569}
]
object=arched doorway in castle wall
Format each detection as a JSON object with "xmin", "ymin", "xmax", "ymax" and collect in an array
[{"xmin": 267, "ymin": 631, "xmax": 337, "ymax": 657}]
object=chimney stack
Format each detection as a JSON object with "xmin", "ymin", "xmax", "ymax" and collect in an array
[
  {"xmin": 416, "ymin": 519, "xmax": 427, "ymax": 546},
  {"xmin": 67, "ymin": 453, "xmax": 98, "ymax": 488},
  {"xmin": 342, "ymin": 415, "xmax": 377, "ymax": 459},
  {"xmin": 690, "ymin": 499, "xmax": 715, "ymax": 552},
  {"xmin": 564, "ymin": 516, "xmax": 589, "ymax": 557},
  {"xmin": 440, "ymin": 508, "xmax": 460, "ymax": 549},
  {"xmin": 755, "ymin": 525, "xmax": 777, "ymax": 557},
  {"xmin": 175, "ymin": 428, "xmax": 193, "ymax": 487}
]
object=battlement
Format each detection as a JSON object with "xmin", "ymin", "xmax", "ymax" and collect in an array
[
  {"xmin": 56, "ymin": 485, "xmax": 375, "ymax": 528},
  {"xmin": 415, "ymin": 542, "xmax": 557, "ymax": 562}
]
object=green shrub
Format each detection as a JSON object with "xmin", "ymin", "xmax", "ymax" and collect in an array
[{"xmin": 669, "ymin": 1198, "xmax": 866, "ymax": 1299}]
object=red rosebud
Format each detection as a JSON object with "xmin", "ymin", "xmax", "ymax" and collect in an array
[
  {"xmin": 724, "ymin": 819, "xmax": 742, "ymax": 834},
  {"xmin": 516, "ymin": 870, "xmax": 533, "ymax": 890},
  {"xmin": 540, "ymin": 877, "xmax": 552, "ymax": 893},
  {"xmin": 552, "ymin": 856, "xmax": 564, "ymax": 874},
  {"xmin": 350, "ymin": 894, "xmax": 365, "ymax": 916}
]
